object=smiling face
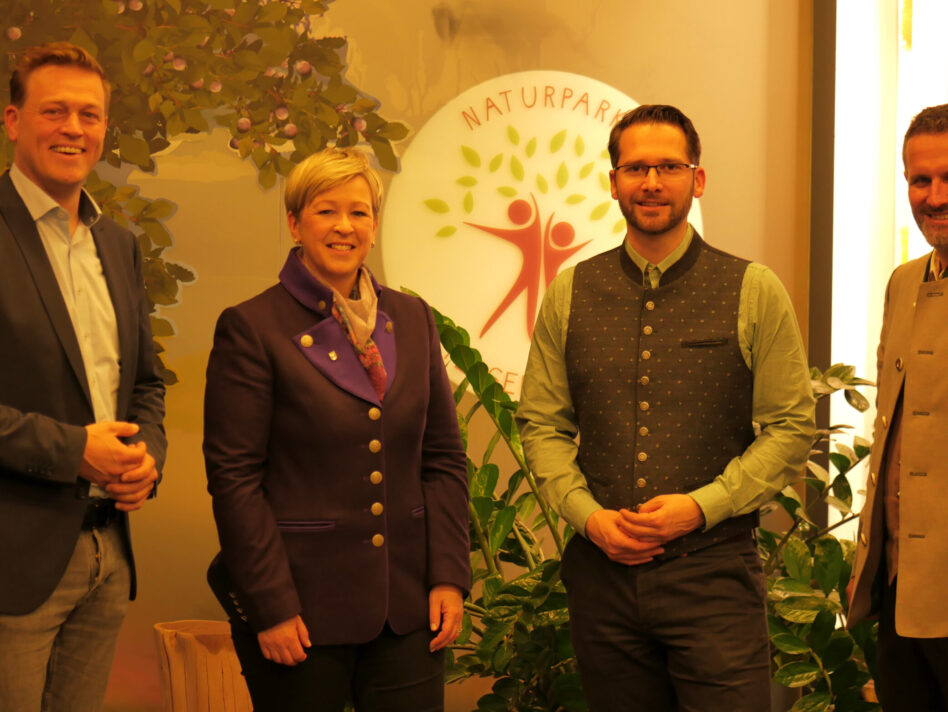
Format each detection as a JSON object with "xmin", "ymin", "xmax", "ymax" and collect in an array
[
  {"xmin": 4, "ymin": 64, "xmax": 107, "ymax": 208},
  {"xmin": 609, "ymin": 122, "xmax": 705, "ymax": 243},
  {"xmin": 905, "ymin": 131, "xmax": 948, "ymax": 249},
  {"xmin": 288, "ymin": 176, "xmax": 378, "ymax": 295}
]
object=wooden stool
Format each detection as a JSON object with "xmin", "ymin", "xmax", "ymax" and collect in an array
[{"xmin": 154, "ymin": 620, "xmax": 252, "ymax": 712}]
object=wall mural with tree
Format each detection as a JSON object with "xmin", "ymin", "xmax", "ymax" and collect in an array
[{"xmin": 0, "ymin": 0, "xmax": 408, "ymax": 384}]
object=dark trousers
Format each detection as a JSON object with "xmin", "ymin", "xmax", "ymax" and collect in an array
[
  {"xmin": 561, "ymin": 533, "xmax": 770, "ymax": 712},
  {"xmin": 230, "ymin": 621, "xmax": 445, "ymax": 712},
  {"xmin": 876, "ymin": 576, "xmax": 948, "ymax": 712}
]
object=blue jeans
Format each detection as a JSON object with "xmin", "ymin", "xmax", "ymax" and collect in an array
[{"xmin": 0, "ymin": 525, "xmax": 130, "ymax": 712}]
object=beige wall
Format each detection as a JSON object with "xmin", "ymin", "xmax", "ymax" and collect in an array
[{"xmin": 104, "ymin": 2, "xmax": 813, "ymax": 709}]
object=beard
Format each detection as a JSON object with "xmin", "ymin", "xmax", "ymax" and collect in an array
[
  {"xmin": 618, "ymin": 194, "xmax": 693, "ymax": 236},
  {"xmin": 912, "ymin": 206, "xmax": 948, "ymax": 247}
]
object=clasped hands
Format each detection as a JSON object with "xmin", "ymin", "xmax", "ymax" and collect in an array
[
  {"xmin": 585, "ymin": 494, "xmax": 706, "ymax": 565},
  {"xmin": 79, "ymin": 421, "xmax": 157, "ymax": 511}
]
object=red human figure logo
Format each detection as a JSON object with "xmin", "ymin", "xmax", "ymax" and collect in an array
[{"xmin": 465, "ymin": 194, "xmax": 590, "ymax": 338}]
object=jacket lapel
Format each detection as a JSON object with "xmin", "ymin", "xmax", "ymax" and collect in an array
[{"xmin": 0, "ymin": 173, "xmax": 92, "ymax": 407}]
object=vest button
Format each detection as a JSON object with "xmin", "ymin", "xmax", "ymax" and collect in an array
[
  {"xmin": 881, "ymin": 416, "xmax": 888, "ymax": 429},
  {"xmin": 317, "ymin": 300, "xmax": 327, "ymax": 311},
  {"xmin": 642, "ymin": 325, "xmax": 653, "ymax": 335},
  {"xmin": 639, "ymin": 376, "xmax": 650, "ymax": 386},
  {"xmin": 385, "ymin": 321, "xmax": 393, "ymax": 333},
  {"xmin": 870, "ymin": 471, "xmax": 877, "ymax": 485},
  {"xmin": 370, "ymin": 502, "xmax": 383, "ymax": 516},
  {"xmin": 639, "ymin": 401, "xmax": 649, "ymax": 411},
  {"xmin": 645, "ymin": 301, "xmax": 655, "ymax": 311},
  {"xmin": 641, "ymin": 350, "xmax": 651, "ymax": 360},
  {"xmin": 368, "ymin": 407, "xmax": 381, "ymax": 420},
  {"xmin": 638, "ymin": 426, "xmax": 649, "ymax": 436},
  {"xmin": 860, "ymin": 532, "xmax": 867, "ymax": 546},
  {"xmin": 636, "ymin": 477, "xmax": 647, "ymax": 488},
  {"xmin": 372, "ymin": 534, "xmax": 385, "ymax": 547},
  {"xmin": 895, "ymin": 357, "xmax": 903, "ymax": 371},
  {"xmin": 369, "ymin": 439, "xmax": 382, "ymax": 453},
  {"xmin": 300, "ymin": 334, "xmax": 313, "ymax": 347},
  {"xmin": 637, "ymin": 452, "xmax": 647, "ymax": 462},
  {"xmin": 370, "ymin": 470, "xmax": 383, "ymax": 484}
]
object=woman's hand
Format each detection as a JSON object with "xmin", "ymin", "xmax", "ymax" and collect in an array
[
  {"xmin": 257, "ymin": 615, "xmax": 311, "ymax": 666},
  {"xmin": 428, "ymin": 583, "xmax": 464, "ymax": 652}
]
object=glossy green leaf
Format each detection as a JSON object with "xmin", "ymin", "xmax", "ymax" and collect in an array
[{"xmin": 774, "ymin": 661, "xmax": 821, "ymax": 688}]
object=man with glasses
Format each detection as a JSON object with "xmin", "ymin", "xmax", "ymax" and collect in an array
[
  {"xmin": 517, "ymin": 105, "xmax": 814, "ymax": 711},
  {"xmin": 848, "ymin": 103, "xmax": 948, "ymax": 712}
]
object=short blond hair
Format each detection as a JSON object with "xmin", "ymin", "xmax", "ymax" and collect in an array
[
  {"xmin": 10, "ymin": 41, "xmax": 110, "ymax": 109},
  {"xmin": 284, "ymin": 148, "xmax": 383, "ymax": 218}
]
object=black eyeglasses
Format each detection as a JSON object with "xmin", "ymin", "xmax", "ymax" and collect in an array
[{"xmin": 613, "ymin": 163, "xmax": 698, "ymax": 181}]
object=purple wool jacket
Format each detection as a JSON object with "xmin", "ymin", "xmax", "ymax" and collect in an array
[{"xmin": 203, "ymin": 250, "xmax": 470, "ymax": 644}]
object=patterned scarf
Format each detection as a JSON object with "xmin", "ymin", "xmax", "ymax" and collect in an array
[{"xmin": 330, "ymin": 269, "xmax": 387, "ymax": 401}]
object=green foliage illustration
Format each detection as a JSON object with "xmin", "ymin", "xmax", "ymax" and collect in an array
[
  {"xmin": 423, "ymin": 124, "xmax": 622, "ymax": 239},
  {"xmin": 1, "ymin": 0, "xmax": 408, "ymax": 383}
]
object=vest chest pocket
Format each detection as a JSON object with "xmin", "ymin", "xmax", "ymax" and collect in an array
[{"xmin": 680, "ymin": 337, "xmax": 729, "ymax": 348}]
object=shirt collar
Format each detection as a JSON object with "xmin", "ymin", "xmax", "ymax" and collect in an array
[
  {"xmin": 927, "ymin": 250, "xmax": 948, "ymax": 281},
  {"xmin": 9, "ymin": 163, "xmax": 102, "ymax": 228},
  {"xmin": 623, "ymin": 224, "xmax": 694, "ymax": 278}
]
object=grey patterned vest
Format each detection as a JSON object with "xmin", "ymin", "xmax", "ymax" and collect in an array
[{"xmin": 565, "ymin": 234, "xmax": 757, "ymax": 557}]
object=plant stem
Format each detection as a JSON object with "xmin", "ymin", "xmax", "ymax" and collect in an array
[
  {"xmin": 469, "ymin": 501, "xmax": 499, "ymax": 577},
  {"xmin": 806, "ymin": 513, "xmax": 860, "ymax": 543},
  {"xmin": 481, "ymin": 429, "xmax": 502, "ymax": 467},
  {"xmin": 764, "ymin": 517, "xmax": 802, "ymax": 575},
  {"xmin": 512, "ymin": 520, "xmax": 538, "ymax": 570}
]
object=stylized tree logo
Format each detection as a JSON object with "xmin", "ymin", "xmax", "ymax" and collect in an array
[{"xmin": 422, "ymin": 125, "xmax": 624, "ymax": 338}]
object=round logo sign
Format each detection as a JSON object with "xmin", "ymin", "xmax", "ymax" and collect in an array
[{"xmin": 382, "ymin": 70, "xmax": 702, "ymax": 398}]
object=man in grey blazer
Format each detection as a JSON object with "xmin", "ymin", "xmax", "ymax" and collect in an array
[
  {"xmin": 0, "ymin": 42, "xmax": 166, "ymax": 710},
  {"xmin": 849, "ymin": 103, "xmax": 948, "ymax": 711}
]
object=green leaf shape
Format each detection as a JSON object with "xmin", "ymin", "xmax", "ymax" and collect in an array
[
  {"xmin": 536, "ymin": 175, "xmax": 549, "ymax": 194},
  {"xmin": 556, "ymin": 162, "xmax": 569, "ymax": 189},
  {"xmin": 525, "ymin": 137, "xmax": 537, "ymax": 157},
  {"xmin": 789, "ymin": 691, "xmax": 832, "ymax": 712},
  {"xmin": 489, "ymin": 507, "xmax": 518, "ymax": 556},
  {"xmin": 424, "ymin": 199, "xmax": 451, "ymax": 214},
  {"xmin": 461, "ymin": 145, "xmax": 482, "ymax": 167},
  {"xmin": 783, "ymin": 536, "xmax": 813, "ymax": 583},
  {"xmin": 489, "ymin": 153, "xmax": 503, "ymax": 172},
  {"xmin": 574, "ymin": 135, "xmax": 585, "ymax": 156},
  {"xmin": 565, "ymin": 194, "xmax": 586, "ymax": 205},
  {"xmin": 600, "ymin": 172, "xmax": 611, "ymax": 191},
  {"xmin": 808, "ymin": 608, "xmax": 836, "ymax": 652},
  {"xmin": 436, "ymin": 226, "xmax": 457, "ymax": 237},
  {"xmin": 471, "ymin": 464, "xmax": 501, "ymax": 499},
  {"xmin": 141, "ymin": 198, "xmax": 175, "ymax": 219},
  {"xmin": 819, "ymin": 632, "xmax": 854, "ymax": 671},
  {"xmin": 498, "ymin": 187, "xmax": 517, "ymax": 197},
  {"xmin": 550, "ymin": 130, "xmax": 567, "ymax": 153},
  {"xmin": 463, "ymin": 191, "xmax": 474, "ymax": 214},
  {"xmin": 590, "ymin": 202, "xmax": 611, "ymax": 220},
  {"xmin": 771, "ymin": 632, "xmax": 810, "ymax": 655},
  {"xmin": 773, "ymin": 661, "xmax": 821, "ymax": 688},
  {"xmin": 510, "ymin": 156, "xmax": 525, "ymax": 181},
  {"xmin": 579, "ymin": 162, "xmax": 595, "ymax": 179},
  {"xmin": 774, "ymin": 595, "xmax": 840, "ymax": 623},
  {"xmin": 507, "ymin": 126, "xmax": 520, "ymax": 145},
  {"xmin": 457, "ymin": 176, "xmax": 478, "ymax": 187},
  {"xmin": 812, "ymin": 537, "xmax": 844, "ymax": 596},
  {"xmin": 149, "ymin": 316, "xmax": 175, "ymax": 338},
  {"xmin": 613, "ymin": 219, "xmax": 626, "ymax": 234},
  {"xmin": 118, "ymin": 134, "xmax": 152, "ymax": 169}
]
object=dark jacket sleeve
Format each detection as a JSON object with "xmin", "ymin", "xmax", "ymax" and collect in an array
[{"xmin": 203, "ymin": 305, "xmax": 302, "ymax": 631}]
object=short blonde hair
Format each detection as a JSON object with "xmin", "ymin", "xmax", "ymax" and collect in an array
[
  {"xmin": 284, "ymin": 147, "xmax": 383, "ymax": 217},
  {"xmin": 10, "ymin": 41, "xmax": 110, "ymax": 109}
]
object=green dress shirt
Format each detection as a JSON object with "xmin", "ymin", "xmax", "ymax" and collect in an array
[{"xmin": 516, "ymin": 226, "xmax": 816, "ymax": 536}]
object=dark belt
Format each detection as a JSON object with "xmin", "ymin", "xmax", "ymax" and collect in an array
[{"xmin": 81, "ymin": 499, "xmax": 119, "ymax": 530}]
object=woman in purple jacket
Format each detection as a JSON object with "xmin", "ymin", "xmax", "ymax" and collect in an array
[{"xmin": 203, "ymin": 148, "xmax": 470, "ymax": 712}]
